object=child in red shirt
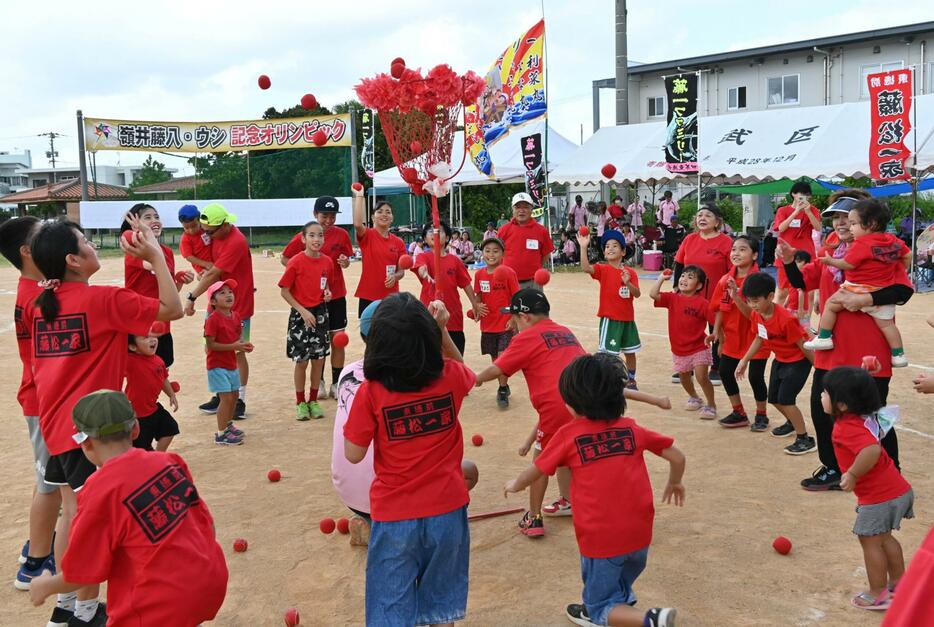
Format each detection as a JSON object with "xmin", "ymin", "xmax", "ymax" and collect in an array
[
  {"xmin": 204, "ymin": 280, "xmax": 252, "ymax": 445},
  {"xmin": 807, "ymin": 199, "xmax": 912, "ymax": 367},
  {"xmin": 279, "ymin": 221, "xmax": 335, "ymax": 421},
  {"xmin": 475, "ymin": 289, "xmax": 585, "ymax": 533},
  {"xmin": 29, "ymin": 390, "xmax": 228, "ymax": 625},
  {"xmin": 737, "ymin": 272, "xmax": 817, "ymax": 456},
  {"xmin": 505, "ymin": 354, "xmax": 684, "ymax": 627},
  {"xmin": 822, "ymin": 367, "xmax": 913, "ymax": 611},
  {"xmin": 577, "ymin": 230, "xmax": 642, "ymax": 389},
  {"xmin": 351, "ymin": 186, "xmax": 406, "ymax": 317},
  {"xmin": 177, "ymin": 204, "xmax": 213, "ymax": 277},
  {"xmin": 344, "ymin": 293, "xmax": 473, "ymax": 626},
  {"xmin": 125, "ymin": 329, "xmax": 179, "ymax": 452},
  {"xmin": 650, "ymin": 265, "xmax": 716, "ymax": 418},
  {"xmin": 785, "ymin": 250, "xmax": 814, "ymax": 331},
  {"xmin": 474, "ymin": 237, "xmax": 520, "ymax": 408}
]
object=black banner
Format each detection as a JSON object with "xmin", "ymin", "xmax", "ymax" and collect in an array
[
  {"xmin": 521, "ymin": 132, "xmax": 545, "ymax": 210},
  {"xmin": 360, "ymin": 109, "xmax": 375, "ymax": 178},
  {"xmin": 664, "ymin": 74, "xmax": 698, "ymax": 173}
]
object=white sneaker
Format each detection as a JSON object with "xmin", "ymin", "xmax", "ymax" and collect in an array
[
  {"xmin": 804, "ymin": 337, "xmax": 834, "ymax": 351},
  {"xmin": 318, "ymin": 380, "xmax": 329, "ymax": 399},
  {"xmin": 891, "ymin": 354, "xmax": 909, "ymax": 368},
  {"xmin": 329, "ymin": 383, "xmax": 339, "ymax": 400}
]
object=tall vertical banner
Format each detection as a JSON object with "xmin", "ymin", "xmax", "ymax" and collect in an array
[
  {"xmin": 465, "ymin": 19, "xmax": 546, "ymax": 178},
  {"xmin": 521, "ymin": 133, "xmax": 545, "ymax": 217},
  {"xmin": 664, "ymin": 74, "xmax": 699, "ymax": 173},
  {"xmin": 868, "ymin": 69, "xmax": 913, "ymax": 181},
  {"xmin": 359, "ymin": 109, "xmax": 375, "ymax": 178}
]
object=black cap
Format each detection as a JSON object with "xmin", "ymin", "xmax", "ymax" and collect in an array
[
  {"xmin": 500, "ymin": 288, "xmax": 550, "ymax": 315},
  {"xmin": 314, "ymin": 196, "xmax": 340, "ymax": 213}
]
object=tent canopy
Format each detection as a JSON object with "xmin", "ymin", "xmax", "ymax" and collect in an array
[{"xmin": 713, "ymin": 178, "xmax": 832, "ymax": 196}]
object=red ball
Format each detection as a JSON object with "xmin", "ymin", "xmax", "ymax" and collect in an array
[
  {"xmin": 121, "ymin": 230, "xmax": 136, "ymax": 245},
  {"xmin": 772, "ymin": 536, "xmax": 792, "ymax": 555},
  {"xmin": 284, "ymin": 607, "xmax": 300, "ymax": 626},
  {"xmin": 493, "ymin": 265, "xmax": 509, "ymax": 281},
  {"xmin": 471, "ymin": 434, "xmax": 483, "ymax": 447},
  {"xmin": 336, "ymin": 518, "xmax": 350, "ymax": 534},
  {"xmin": 862, "ymin": 355, "xmax": 881, "ymax": 372},
  {"xmin": 319, "ymin": 518, "xmax": 336, "ymax": 534},
  {"xmin": 390, "ymin": 62, "xmax": 405, "ymax": 79},
  {"xmin": 233, "ymin": 538, "xmax": 248, "ymax": 553},
  {"xmin": 352, "ymin": 182, "xmax": 364, "ymax": 192},
  {"xmin": 311, "ymin": 130, "xmax": 327, "ymax": 147},
  {"xmin": 398, "ymin": 254, "xmax": 414, "ymax": 270},
  {"xmin": 578, "ymin": 226, "xmax": 590, "ymax": 237},
  {"xmin": 332, "ymin": 331, "xmax": 349, "ymax": 348},
  {"xmin": 401, "ymin": 167, "xmax": 419, "ymax": 184},
  {"xmin": 601, "ymin": 163, "xmax": 617, "ymax": 179},
  {"xmin": 533, "ymin": 268, "xmax": 551, "ymax": 286},
  {"xmin": 150, "ymin": 321, "xmax": 167, "ymax": 336},
  {"xmin": 267, "ymin": 469, "xmax": 281, "ymax": 483},
  {"xmin": 662, "ymin": 268, "xmax": 673, "ymax": 277},
  {"xmin": 170, "ymin": 381, "xmax": 181, "ymax": 393},
  {"xmin": 300, "ymin": 93, "xmax": 318, "ymax": 110},
  {"xmin": 466, "ymin": 309, "xmax": 475, "ymax": 320},
  {"xmin": 409, "ymin": 140, "xmax": 422, "ymax": 153},
  {"xmin": 258, "ymin": 74, "xmax": 271, "ymax": 90}
]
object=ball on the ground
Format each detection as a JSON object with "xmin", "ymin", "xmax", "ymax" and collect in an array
[
  {"xmin": 300, "ymin": 94, "xmax": 318, "ymax": 110},
  {"xmin": 533, "ymin": 268, "xmax": 551, "ymax": 286},
  {"xmin": 332, "ymin": 331, "xmax": 349, "ymax": 348},
  {"xmin": 601, "ymin": 163, "xmax": 616, "ymax": 179},
  {"xmin": 772, "ymin": 536, "xmax": 792, "ymax": 555},
  {"xmin": 284, "ymin": 607, "xmax": 300, "ymax": 626},
  {"xmin": 578, "ymin": 226, "xmax": 589, "ymax": 237},
  {"xmin": 352, "ymin": 182, "xmax": 364, "ymax": 192},
  {"xmin": 471, "ymin": 434, "xmax": 484, "ymax": 446},
  {"xmin": 320, "ymin": 518, "xmax": 336, "ymax": 534},
  {"xmin": 233, "ymin": 538, "xmax": 248, "ymax": 552},
  {"xmin": 336, "ymin": 518, "xmax": 350, "ymax": 534},
  {"xmin": 311, "ymin": 130, "xmax": 327, "ymax": 147},
  {"xmin": 398, "ymin": 254, "xmax": 414, "ymax": 270},
  {"xmin": 267, "ymin": 469, "xmax": 281, "ymax": 482},
  {"xmin": 170, "ymin": 381, "xmax": 181, "ymax": 393},
  {"xmin": 258, "ymin": 75, "xmax": 271, "ymax": 90}
]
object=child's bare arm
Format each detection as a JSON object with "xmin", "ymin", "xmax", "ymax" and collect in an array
[
  {"xmin": 624, "ymin": 388, "xmax": 672, "ymax": 410},
  {"xmin": 187, "ymin": 255, "xmax": 213, "ymax": 269},
  {"xmin": 902, "ymin": 252, "xmax": 911, "ymax": 269},
  {"xmin": 577, "ymin": 233, "xmax": 595, "ymax": 275},
  {"xmin": 504, "ymin": 463, "xmax": 545, "ymax": 497},
  {"xmin": 796, "ymin": 338, "xmax": 814, "ymax": 365},
  {"xmin": 735, "ymin": 337, "xmax": 763, "ymax": 378},
  {"xmin": 205, "ymin": 336, "xmax": 251, "ymax": 352},
  {"xmin": 29, "ymin": 572, "xmax": 83, "ymax": 607},
  {"xmin": 345, "ymin": 439, "xmax": 368, "ymax": 464},
  {"xmin": 462, "ymin": 285, "xmax": 482, "ymax": 318},
  {"xmin": 659, "ymin": 445, "xmax": 686, "ymax": 505},
  {"xmin": 649, "ymin": 272, "xmax": 667, "ymax": 301},
  {"xmin": 820, "ymin": 256, "xmax": 855, "ymax": 270},
  {"xmin": 518, "ymin": 425, "xmax": 537, "ymax": 456},
  {"xmin": 839, "ymin": 444, "xmax": 883, "ymax": 491},
  {"xmin": 475, "ymin": 364, "xmax": 504, "ymax": 386},
  {"xmin": 623, "ymin": 271, "xmax": 641, "ymax": 297},
  {"xmin": 161, "ymin": 379, "xmax": 179, "ymax": 412},
  {"xmin": 706, "ymin": 311, "xmax": 723, "ymax": 345}
]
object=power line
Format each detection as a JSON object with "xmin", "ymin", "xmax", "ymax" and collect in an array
[{"xmin": 38, "ymin": 132, "xmax": 62, "ymax": 169}]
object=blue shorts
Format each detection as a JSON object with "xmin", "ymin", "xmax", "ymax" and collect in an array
[
  {"xmin": 366, "ymin": 505, "xmax": 469, "ymax": 626},
  {"xmin": 208, "ymin": 368, "xmax": 241, "ymax": 394},
  {"xmin": 581, "ymin": 546, "xmax": 649, "ymax": 626}
]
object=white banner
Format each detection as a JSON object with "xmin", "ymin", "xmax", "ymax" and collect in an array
[{"xmin": 78, "ymin": 198, "xmax": 353, "ymax": 229}]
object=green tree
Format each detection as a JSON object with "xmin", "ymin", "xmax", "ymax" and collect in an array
[{"xmin": 129, "ymin": 156, "xmax": 172, "ymax": 190}]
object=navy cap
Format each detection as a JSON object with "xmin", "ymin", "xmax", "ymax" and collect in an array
[
  {"xmin": 178, "ymin": 204, "xmax": 199, "ymax": 222},
  {"xmin": 601, "ymin": 229, "xmax": 627, "ymax": 248},
  {"xmin": 314, "ymin": 196, "xmax": 340, "ymax": 214},
  {"xmin": 500, "ymin": 288, "xmax": 550, "ymax": 315}
]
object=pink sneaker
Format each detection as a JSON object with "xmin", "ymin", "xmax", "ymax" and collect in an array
[
  {"xmin": 684, "ymin": 397, "xmax": 703, "ymax": 411},
  {"xmin": 542, "ymin": 497, "xmax": 572, "ymax": 517},
  {"xmin": 699, "ymin": 406, "xmax": 717, "ymax": 420}
]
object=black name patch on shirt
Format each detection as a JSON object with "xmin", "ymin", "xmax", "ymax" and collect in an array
[
  {"xmin": 575, "ymin": 428, "xmax": 635, "ymax": 464},
  {"xmin": 871, "ymin": 244, "xmax": 903, "ymax": 263},
  {"xmin": 383, "ymin": 393, "xmax": 456, "ymax": 441},
  {"xmin": 124, "ymin": 465, "xmax": 199, "ymax": 543},
  {"xmin": 14, "ymin": 305, "xmax": 27, "ymax": 339},
  {"xmin": 541, "ymin": 331, "xmax": 579, "ymax": 350},
  {"xmin": 33, "ymin": 314, "xmax": 90, "ymax": 358}
]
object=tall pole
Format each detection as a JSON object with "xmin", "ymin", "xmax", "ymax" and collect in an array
[
  {"xmin": 349, "ymin": 109, "xmax": 359, "ymax": 188},
  {"xmin": 76, "ymin": 110, "xmax": 89, "ymax": 201},
  {"xmin": 614, "ymin": 0, "xmax": 629, "ymax": 125}
]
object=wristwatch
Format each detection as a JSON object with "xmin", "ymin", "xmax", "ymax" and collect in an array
[{"xmin": 186, "ymin": 292, "xmax": 197, "ymax": 302}]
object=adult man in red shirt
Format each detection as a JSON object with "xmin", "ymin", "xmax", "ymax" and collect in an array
[
  {"xmin": 772, "ymin": 181, "xmax": 821, "ymax": 305},
  {"xmin": 184, "ymin": 204, "xmax": 255, "ymax": 418},
  {"xmin": 497, "ymin": 192, "xmax": 554, "ymax": 290}
]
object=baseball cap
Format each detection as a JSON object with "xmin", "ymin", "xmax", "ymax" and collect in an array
[
  {"xmin": 207, "ymin": 278, "xmax": 238, "ymax": 303},
  {"xmin": 601, "ymin": 230, "xmax": 627, "ymax": 248},
  {"xmin": 200, "ymin": 203, "xmax": 237, "ymax": 226},
  {"xmin": 314, "ymin": 196, "xmax": 340, "ymax": 214},
  {"xmin": 178, "ymin": 204, "xmax": 200, "ymax": 222},
  {"xmin": 500, "ymin": 288, "xmax": 550, "ymax": 315},
  {"xmin": 822, "ymin": 195, "xmax": 859, "ymax": 217},
  {"xmin": 359, "ymin": 299, "xmax": 381, "ymax": 337},
  {"xmin": 480, "ymin": 237, "xmax": 505, "ymax": 251},
  {"xmin": 512, "ymin": 192, "xmax": 534, "ymax": 207},
  {"xmin": 72, "ymin": 390, "xmax": 137, "ymax": 444}
]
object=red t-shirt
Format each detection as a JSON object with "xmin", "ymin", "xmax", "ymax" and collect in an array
[
  {"xmin": 843, "ymin": 232, "xmax": 911, "ymax": 288},
  {"xmin": 62, "ymin": 449, "xmax": 227, "ymax": 626},
  {"xmin": 278, "ymin": 253, "xmax": 335, "ymax": 308},
  {"xmin": 591, "ymin": 264, "xmax": 639, "ymax": 321},
  {"xmin": 882, "ymin": 526, "xmax": 934, "ymax": 626},
  {"xmin": 784, "ymin": 285, "xmax": 810, "ymax": 317},
  {"xmin": 710, "ymin": 266, "xmax": 770, "ymax": 360},
  {"xmin": 674, "ymin": 232, "xmax": 733, "ymax": 300},
  {"xmin": 354, "ymin": 227, "xmax": 406, "ymax": 301},
  {"xmin": 282, "ymin": 227, "xmax": 354, "ymax": 299},
  {"xmin": 14, "ymin": 277, "xmax": 42, "ymax": 416},
  {"xmin": 772, "ymin": 204, "xmax": 820, "ymax": 255},
  {"xmin": 832, "ymin": 415, "xmax": 911, "ymax": 505},
  {"xmin": 179, "ymin": 230, "xmax": 213, "ymax": 275},
  {"xmin": 211, "ymin": 226, "xmax": 254, "ymax": 319},
  {"xmin": 412, "ymin": 252, "xmax": 471, "ymax": 332},
  {"xmin": 473, "ymin": 265, "xmax": 519, "ymax": 333},
  {"xmin": 125, "ymin": 244, "xmax": 175, "ymax": 333},
  {"xmin": 495, "ymin": 319, "xmax": 585, "ymax": 435},
  {"xmin": 23, "ymin": 284, "xmax": 159, "ymax": 455},
  {"xmin": 653, "ymin": 292, "xmax": 709, "ymax": 356},
  {"xmin": 343, "ymin": 359, "xmax": 474, "ymax": 522},
  {"xmin": 497, "ymin": 219, "xmax": 554, "ymax": 281},
  {"xmin": 125, "ymin": 353, "xmax": 167, "ymax": 417},
  {"xmin": 535, "ymin": 416, "xmax": 674, "ymax": 558},
  {"xmin": 204, "ymin": 310, "xmax": 241, "ymax": 371},
  {"xmin": 749, "ymin": 306, "xmax": 806, "ymax": 363}
]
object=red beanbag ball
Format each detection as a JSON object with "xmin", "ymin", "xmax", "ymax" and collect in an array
[
  {"xmin": 534, "ymin": 268, "xmax": 551, "ymax": 286},
  {"xmin": 601, "ymin": 163, "xmax": 616, "ymax": 179}
]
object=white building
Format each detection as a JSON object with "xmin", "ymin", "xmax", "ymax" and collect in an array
[
  {"xmin": 18, "ymin": 164, "xmax": 173, "ymax": 189},
  {"xmin": 0, "ymin": 150, "xmax": 32, "ymax": 196}
]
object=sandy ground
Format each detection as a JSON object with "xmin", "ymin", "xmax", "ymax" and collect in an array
[{"xmin": 0, "ymin": 254, "xmax": 931, "ymax": 627}]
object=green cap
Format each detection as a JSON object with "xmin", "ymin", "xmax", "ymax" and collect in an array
[
  {"xmin": 71, "ymin": 390, "xmax": 137, "ymax": 444},
  {"xmin": 199, "ymin": 203, "xmax": 237, "ymax": 227}
]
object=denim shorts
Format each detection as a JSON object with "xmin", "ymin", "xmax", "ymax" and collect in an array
[
  {"xmin": 208, "ymin": 368, "xmax": 241, "ymax": 393},
  {"xmin": 366, "ymin": 505, "xmax": 469, "ymax": 626},
  {"xmin": 581, "ymin": 546, "xmax": 649, "ymax": 626}
]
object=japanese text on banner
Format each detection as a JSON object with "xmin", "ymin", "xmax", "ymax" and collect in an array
[
  {"xmin": 664, "ymin": 74, "xmax": 698, "ymax": 174},
  {"xmin": 867, "ymin": 69, "xmax": 912, "ymax": 181}
]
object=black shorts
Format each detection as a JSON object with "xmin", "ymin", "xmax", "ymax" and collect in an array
[
  {"xmin": 287, "ymin": 305, "xmax": 331, "ymax": 362},
  {"xmin": 768, "ymin": 358, "xmax": 812, "ymax": 406},
  {"xmin": 327, "ymin": 297, "xmax": 348, "ymax": 332},
  {"xmin": 155, "ymin": 332, "xmax": 174, "ymax": 368},
  {"xmin": 872, "ymin": 284, "xmax": 914, "ymax": 307},
  {"xmin": 358, "ymin": 298, "xmax": 375, "ymax": 319},
  {"xmin": 45, "ymin": 448, "xmax": 96, "ymax": 491},
  {"xmin": 133, "ymin": 404, "xmax": 180, "ymax": 451},
  {"xmin": 480, "ymin": 330, "xmax": 515, "ymax": 358}
]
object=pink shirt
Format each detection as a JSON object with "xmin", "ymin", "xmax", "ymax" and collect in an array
[
  {"xmin": 658, "ymin": 199, "xmax": 679, "ymax": 226},
  {"xmin": 568, "ymin": 204, "xmax": 588, "ymax": 228},
  {"xmin": 627, "ymin": 202, "xmax": 646, "ymax": 228},
  {"xmin": 330, "ymin": 360, "xmax": 374, "ymax": 514}
]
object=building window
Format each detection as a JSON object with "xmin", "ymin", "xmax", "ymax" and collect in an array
[
  {"xmin": 728, "ymin": 86, "xmax": 747, "ymax": 110},
  {"xmin": 648, "ymin": 96, "xmax": 664, "ymax": 118},
  {"xmin": 767, "ymin": 74, "xmax": 799, "ymax": 106},
  {"xmin": 860, "ymin": 61, "xmax": 904, "ymax": 98}
]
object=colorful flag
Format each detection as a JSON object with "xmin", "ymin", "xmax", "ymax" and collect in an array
[
  {"xmin": 664, "ymin": 74, "xmax": 698, "ymax": 173},
  {"xmin": 465, "ymin": 19, "xmax": 546, "ymax": 178},
  {"xmin": 867, "ymin": 68, "xmax": 912, "ymax": 181},
  {"xmin": 360, "ymin": 109, "xmax": 375, "ymax": 178},
  {"xmin": 521, "ymin": 132, "xmax": 545, "ymax": 216}
]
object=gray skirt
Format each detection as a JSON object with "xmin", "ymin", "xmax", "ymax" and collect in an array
[{"xmin": 853, "ymin": 488, "xmax": 914, "ymax": 537}]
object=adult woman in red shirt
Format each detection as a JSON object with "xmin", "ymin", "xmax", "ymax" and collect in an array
[
  {"xmin": 352, "ymin": 187, "xmax": 406, "ymax": 318},
  {"xmin": 772, "ymin": 181, "xmax": 821, "ymax": 305}
]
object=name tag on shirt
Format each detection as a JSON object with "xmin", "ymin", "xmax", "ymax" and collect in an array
[
  {"xmin": 479, "ymin": 280, "xmax": 491, "ymax": 293},
  {"xmin": 385, "ymin": 265, "xmax": 396, "ymax": 277},
  {"xmin": 526, "ymin": 238, "xmax": 539, "ymax": 250},
  {"xmin": 757, "ymin": 323, "xmax": 768, "ymax": 340},
  {"xmin": 320, "ymin": 277, "xmax": 328, "ymax": 290},
  {"xmin": 201, "ymin": 233, "xmax": 212, "ymax": 245},
  {"xmin": 619, "ymin": 286, "xmax": 630, "ymax": 299},
  {"xmin": 790, "ymin": 219, "xmax": 801, "ymax": 228}
]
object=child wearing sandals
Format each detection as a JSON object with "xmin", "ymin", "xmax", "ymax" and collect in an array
[{"xmin": 822, "ymin": 366, "xmax": 913, "ymax": 612}]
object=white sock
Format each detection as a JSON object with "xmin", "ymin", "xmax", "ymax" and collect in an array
[
  {"xmin": 56, "ymin": 592, "xmax": 76, "ymax": 611},
  {"xmin": 239, "ymin": 386, "xmax": 247, "ymax": 402},
  {"xmin": 74, "ymin": 599, "xmax": 99, "ymax": 621}
]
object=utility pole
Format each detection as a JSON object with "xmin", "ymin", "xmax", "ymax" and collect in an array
[
  {"xmin": 615, "ymin": 0, "xmax": 629, "ymax": 125},
  {"xmin": 39, "ymin": 132, "xmax": 62, "ymax": 183}
]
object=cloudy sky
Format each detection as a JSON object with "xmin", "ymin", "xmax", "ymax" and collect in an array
[{"xmin": 3, "ymin": 0, "xmax": 933, "ymax": 177}]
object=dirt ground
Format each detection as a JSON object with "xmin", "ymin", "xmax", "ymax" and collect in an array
[{"xmin": 1, "ymin": 254, "xmax": 931, "ymax": 627}]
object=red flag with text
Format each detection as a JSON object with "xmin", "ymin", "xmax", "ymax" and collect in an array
[{"xmin": 867, "ymin": 68, "xmax": 912, "ymax": 181}]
